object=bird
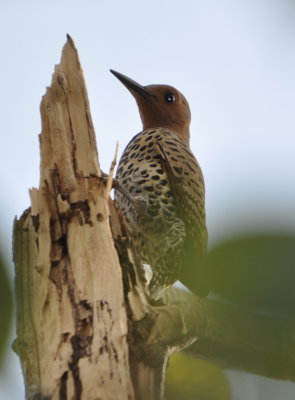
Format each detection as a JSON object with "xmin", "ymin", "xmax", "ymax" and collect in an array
[{"xmin": 111, "ymin": 69, "xmax": 208, "ymax": 299}]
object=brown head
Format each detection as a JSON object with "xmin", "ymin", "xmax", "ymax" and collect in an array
[{"xmin": 110, "ymin": 70, "xmax": 191, "ymax": 146}]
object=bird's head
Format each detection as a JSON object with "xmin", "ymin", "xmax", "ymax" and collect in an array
[{"xmin": 111, "ymin": 70, "xmax": 191, "ymax": 145}]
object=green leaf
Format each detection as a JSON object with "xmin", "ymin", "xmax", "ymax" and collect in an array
[
  {"xmin": 165, "ymin": 352, "xmax": 230, "ymax": 400},
  {"xmin": 205, "ymin": 233, "xmax": 295, "ymax": 314}
]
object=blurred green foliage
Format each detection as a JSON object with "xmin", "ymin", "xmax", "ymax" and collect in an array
[
  {"xmin": 0, "ymin": 253, "xmax": 13, "ymax": 367},
  {"xmin": 205, "ymin": 233, "xmax": 295, "ymax": 314},
  {"xmin": 166, "ymin": 232, "xmax": 295, "ymax": 399},
  {"xmin": 165, "ymin": 352, "xmax": 230, "ymax": 400}
]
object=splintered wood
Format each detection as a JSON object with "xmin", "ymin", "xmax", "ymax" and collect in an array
[{"xmin": 13, "ymin": 36, "xmax": 134, "ymax": 400}]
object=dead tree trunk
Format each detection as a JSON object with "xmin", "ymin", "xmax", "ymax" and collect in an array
[
  {"xmin": 13, "ymin": 36, "xmax": 295, "ymax": 400},
  {"xmin": 14, "ymin": 34, "xmax": 201, "ymax": 400},
  {"xmin": 12, "ymin": 35, "xmax": 175, "ymax": 400},
  {"xmin": 12, "ymin": 35, "xmax": 129, "ymax": 399}
]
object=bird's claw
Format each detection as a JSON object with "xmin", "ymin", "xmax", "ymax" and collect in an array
[{"xmin": 102, "ymin": 171, "xmax": 147, "ymax": 214}]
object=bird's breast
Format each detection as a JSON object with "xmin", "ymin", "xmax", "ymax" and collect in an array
[
  {"xmin": 115, "ymin": 127, "xmax": 206, "ymax": 249},
  {"xmin": 115, "ymin": 129, "xmax": 181, "ymax": 230}
]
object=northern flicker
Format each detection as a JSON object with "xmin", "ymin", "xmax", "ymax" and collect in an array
[{"xmin": 111, "ymin": 70, "xmax": 208, "ymax": 299}]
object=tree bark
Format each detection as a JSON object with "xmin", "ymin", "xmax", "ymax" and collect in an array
[
  {"xmin": 13, "ymin": 35, "xmax": 136, "ymax": 400},
  {"xmin": 13, "ymin": 35, "xmax": 295, "ymax": 400}
]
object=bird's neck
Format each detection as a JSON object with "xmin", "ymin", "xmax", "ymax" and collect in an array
[
  {"xmin": 143, "ymin": 122, "xmax": 190, "ymax": 146},
  {"xmin": 175, "ymin": 126, "xmax": 190, "ymax": 146},
  {"xmin": 163, "ymin": 125, "xmax": 190, "ymax": 147}
]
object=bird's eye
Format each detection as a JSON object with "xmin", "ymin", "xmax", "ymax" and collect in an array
[{"xmin": 164, "ymin": 92, "xmax": 176, "ymax": 102}]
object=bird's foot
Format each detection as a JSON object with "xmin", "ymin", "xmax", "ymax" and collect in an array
[
  {"xmin": 148, "ymin": 275, "xmax": 168, "ymax": 303},
  {"xmin": 101, "ymin": 171, "xmax": 147, "ymax": 214}
]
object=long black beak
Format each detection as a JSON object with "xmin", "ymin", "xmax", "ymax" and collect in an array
[{"xmin": 110, "ymin": 69, "xmax": 154, "ymax": 99}]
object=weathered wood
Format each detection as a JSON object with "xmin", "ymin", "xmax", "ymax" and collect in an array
[{"xmin": 13, "ymin": 35, "xmax": 134, "ymax": 400}]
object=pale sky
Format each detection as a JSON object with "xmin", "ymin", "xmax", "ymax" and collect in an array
[{"xmin": 1, "ymin": 1, "xmax": 295, "ymax": 399}]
